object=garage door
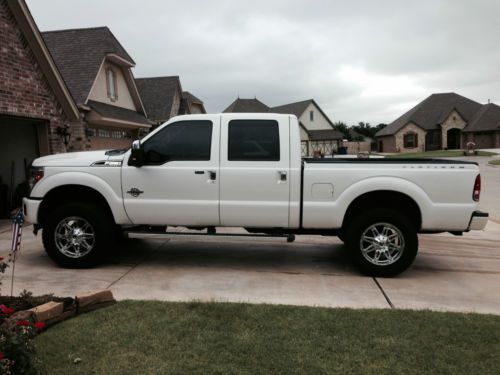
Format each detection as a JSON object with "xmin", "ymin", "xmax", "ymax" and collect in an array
[{"xmin": 0, "ymin": 116, "xmax": 44, "ymax": 217}]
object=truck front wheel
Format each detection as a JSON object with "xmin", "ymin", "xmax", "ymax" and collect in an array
[
  {"xmin": 344, "ymin": 208, "xmax": 418, "ymax": 277},
  {"xmin": 42, "ymin": 202, "xmax": 113, "ymax": 268}
]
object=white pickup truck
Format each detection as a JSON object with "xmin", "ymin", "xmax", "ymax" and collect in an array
[{"xmin": 23, "ymin": 113, "xmax": 488, "ymax": 276}]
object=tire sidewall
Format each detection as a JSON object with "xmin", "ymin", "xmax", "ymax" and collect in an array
[
  {"xmin": 345, "ymin": 208, "xmax": 418, "ymax": 277},
  {"xmin": 42, "ymin": 202, "xmax": 113, "ymax": 268}
]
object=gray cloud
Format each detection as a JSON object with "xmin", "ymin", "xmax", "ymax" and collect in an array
[{"xmin": 27, "ymin": 0, "xmax": 500, "ymax": 124}]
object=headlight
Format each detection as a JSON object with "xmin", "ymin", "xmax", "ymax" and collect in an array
[{"xmin": 29, "ymin": 167, "xmax": 44, "ymax": 191}]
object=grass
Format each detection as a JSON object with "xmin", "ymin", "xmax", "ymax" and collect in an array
[
  {"xmin": 34, "ymin": 301, "xmax": 500, "ymax": 374},
  {"xmin": 488, "ymin": 159, "xmax": 500, "ymax": 166},
  {"xmin": 385, "ymin": 150, "xmax": 497, "ymax": 158}
]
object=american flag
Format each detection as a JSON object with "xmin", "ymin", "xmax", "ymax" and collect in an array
[{"xmin": 11, "ymin": 209, "xmax": 24, "ymax": 253}]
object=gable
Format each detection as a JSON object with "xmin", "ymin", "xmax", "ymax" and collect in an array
[
  {"xmin": 88, "ymin": 60, "xmax": 137, "ymax": 111},
  {"xmin": 42, "ymin": 26, "xmax": 135, "ymax": 105},
  {"xmin": 299, "ymin": 101, "xmax": 332, "ymax": 131}
]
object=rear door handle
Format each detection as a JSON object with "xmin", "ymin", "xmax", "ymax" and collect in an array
[{"xmin": 278, "ymin": 170, "xmax": 287, "ymax": 182}]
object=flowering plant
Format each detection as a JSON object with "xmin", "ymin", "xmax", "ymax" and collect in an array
[{"xmin": 0, "ymin": 306, "xmax": 44, "ymax": 375}]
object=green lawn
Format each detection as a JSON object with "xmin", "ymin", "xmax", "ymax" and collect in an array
[
  {"xmin": 488, "ymin": 159, "xmax": 500, "ymax": 165},
  {"xmin": 34, "ymin": 301, "xmax": 500, "ymax": 374},
  {"xmin": 385, "ymin": 150, "xmax": 497, "ymax": 158}
]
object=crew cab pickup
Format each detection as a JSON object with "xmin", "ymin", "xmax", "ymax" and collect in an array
[{"xmin": 23, "ymin": 113, "xmax": 489, "ymax": 276}]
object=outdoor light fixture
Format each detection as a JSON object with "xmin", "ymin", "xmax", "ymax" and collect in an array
[{"xmin": 56, "ymin": 125, "xmax": 71, "ymax": 146}]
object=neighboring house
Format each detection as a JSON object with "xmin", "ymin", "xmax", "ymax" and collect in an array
[
  {"xmin": 0, "ymin": 0, "xmax": 80, "ymax": 216},
  {"xmin": 135, "ymin": 76, "xmax": 206, "ymax": 127},
  {"xmin": 42, "ymin": 26, "xmax": 151, "ymax": 151},
  {"xmin": 224, "ymin": 98, "xmax": 342, "ymax": 156},
  {"xmin": 223, "ymin": 97, "xmax": 270, "ymax": 113},
  {"xmin": 375, "ymin": 92, "xmax": 500, "ymax": 152},
  {"xmin": 135, "ymin": 76, "xmax": 182, "ymax": 127},
  {"xmin": 181, "ymin": 91, "xmax": 206, "ymax": 115}
]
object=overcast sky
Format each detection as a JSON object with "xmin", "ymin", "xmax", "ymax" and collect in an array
[{"xmin": 27, "ymin": 0, "xmax": 500, "ymax": 125}]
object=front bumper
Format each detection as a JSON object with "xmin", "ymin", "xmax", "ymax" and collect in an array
[
  {"xmin": 23, "ymin": 197, "xmax": 42, "ymax": 224},
  {"xmin": 467, "ymin": 210, "xmax": 489, "ymax": 231}
]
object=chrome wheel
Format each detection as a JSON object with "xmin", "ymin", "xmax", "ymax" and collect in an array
[
  {"xmin": 54, "ymin": 216, "xmax": 95, "ymax": 258},
  {"xmin": 360, "ymin": 222, "xmax": 404, "ymax": 266}
]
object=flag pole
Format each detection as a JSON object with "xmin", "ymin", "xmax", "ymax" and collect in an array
[
  {"xmin": 9, "ymin": 209, "xmax": 24, "ymax": 298},
  {"xmin": 10, "ymin": 252, "xmax": 16, "ymax": 297}
]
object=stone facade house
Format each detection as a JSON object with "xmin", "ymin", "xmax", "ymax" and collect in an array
[
  {"xmin": 376, "ymin": 93, "xmax": 500, "ymax": 152},
  {"xmin": 42, "ymin": 26, "xmax": 151, "ymax": 151},
  {"xmin": 0, "ymin": 0, "xmax": 80, "ymax": 215},
  {"xmin": 135, "ymin": 76, "xmax": 206, "ymax": 127},
  {"xmin": 223, "ymin": 98, "xmax": 343, "ymax": 156}
]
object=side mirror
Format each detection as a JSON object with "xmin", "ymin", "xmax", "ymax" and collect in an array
[{"xmin": 128, "ymin": 140, "xmax": 144, "ymax": 167}]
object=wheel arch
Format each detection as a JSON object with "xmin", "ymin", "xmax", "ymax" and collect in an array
[
  {"xmin": 342, "ymin": 190, "xmax": 422, "ymax": 232},
  {"xmin": 38, "ymin": 184, "xmax": 115, "ymax": 227}
]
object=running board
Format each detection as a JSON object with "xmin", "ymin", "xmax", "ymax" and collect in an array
[{"xmin": 125, "ymin": 231, "xmax": 295, "ymax": 243}]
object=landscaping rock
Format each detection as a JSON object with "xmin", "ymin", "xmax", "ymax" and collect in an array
[
  {"xmin": 76, "ymin": 290, "xmax": 115, "ymax": 308},
  {"xmin": 28, "ymin": 301, "xmax": 64, "ymax": 322}
]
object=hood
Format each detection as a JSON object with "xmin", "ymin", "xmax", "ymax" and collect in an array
[{"xmin": 33, "ymin": 150, "xmax": 128, "ymax": 167}]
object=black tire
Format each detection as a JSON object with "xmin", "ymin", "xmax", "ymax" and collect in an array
[
  {"xmin": 344, "ymin": 208, "xmax": 418, "ymax": 277},
  {"xmin": 42, "ymin": 202, "xmax": 114, "ymax": 268}
]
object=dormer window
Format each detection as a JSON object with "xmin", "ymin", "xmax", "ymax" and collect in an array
[{"xmin": 106, "ymin": 68, "xmax": 118, "ymax": 101}]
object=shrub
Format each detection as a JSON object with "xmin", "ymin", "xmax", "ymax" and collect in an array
[{"xmin": 0, "ymin": 257, "xmax": 42, "ymax": 374}]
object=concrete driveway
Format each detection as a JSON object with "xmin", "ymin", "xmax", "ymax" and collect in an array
[{"xmin": 0, "ymin": 156, "xmax": 499, "ymax": 315}]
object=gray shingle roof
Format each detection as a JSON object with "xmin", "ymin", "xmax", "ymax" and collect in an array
[
  {"xmin": 135, "ymin": 76, "xmax": 181, "ymax": 122},
  {"xmin": 42, "ymin": 27, "xmax": 135, "ymax": 104},
  {"xmin": 223, "ymin": 98, "xmax": 269, "ymax": 113},
  {"xmin": 376, "ymin": 93, "xmax": 482, "ymax": 137},
  {"xmin": 270, "ymin": 99, "xmax": 313, "ymax": 118},
  {"xmin": 87, "ymin": 100, "xmax": 150, "ymax": 125},
  {"xmin": 463, "ymin": 103, "xmax": 500, "ymax": 132}
]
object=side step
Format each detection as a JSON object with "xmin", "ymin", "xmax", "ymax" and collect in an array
[{"xmin": 125, "ymin": 230, "xmax": 295, "ymax": 243}]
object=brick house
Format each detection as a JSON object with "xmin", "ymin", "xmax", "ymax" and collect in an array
[
  {"xmin": 42, "ymin": 26, "xmax": 151, "ymax": 151},
  {"xmin": 135, "ymin": 76, "xmax": 206, "ymax": 128},
  {"xmin": 223, "ymin": 98, "xmax": 343, "ymax": 156},
  {"xmin": 0, "ymin": 0, "xmax": 80, "ymax": 215},
  {"xmin": 376, "ymin": 93, "xmax": 500, "ymax": 152}
]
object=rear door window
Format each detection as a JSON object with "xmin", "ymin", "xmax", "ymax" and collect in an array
[{"xmin": 228, "ymin": 120, "xmax": 280, "ymax": 161}]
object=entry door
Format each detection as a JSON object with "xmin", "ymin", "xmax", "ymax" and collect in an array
[
  {"xmin": 219, "ymin": 115, "xmax": 290, "ymax": 228},
  {"xmin": 122, "ymin": 116, "xmax": 220, "ymax": 226}
]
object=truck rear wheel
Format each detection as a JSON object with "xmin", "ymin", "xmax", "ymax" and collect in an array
[
  {"xmin": 344, "ymin": 208, "xmax": 418, "ymax": 277},
  {"xmin": 42, "ymin": 202, "xmax": 113, "ymax": 268}
]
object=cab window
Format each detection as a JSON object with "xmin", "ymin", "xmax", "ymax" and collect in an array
[{"xmin": 142, "ymin": 120, "xmax": 212, "ymax": 164}]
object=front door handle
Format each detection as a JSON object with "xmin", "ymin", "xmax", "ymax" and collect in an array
[{"xmin": 209, "ymin": 171, "xmax": 216, "ymax": 180}]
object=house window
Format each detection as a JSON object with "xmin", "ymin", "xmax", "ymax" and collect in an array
[
  {"xmin": 106, "ymin": 68, "xmax": 118, "ymax": 101},
  {"xmin": 310, "ymin": 110, "xmax": 314, "ymax": 122},
  {"xmin": 98, "ymin": 129, "xmax": 110, "ymax": 138},
  {"xmin": 403, "ymin": 133, "xmax": 418, "ymax": 148}
]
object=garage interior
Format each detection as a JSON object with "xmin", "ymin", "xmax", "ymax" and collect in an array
[{"xmin": 0, "ymin": 115, "xmax": 48, "ymax": 218}]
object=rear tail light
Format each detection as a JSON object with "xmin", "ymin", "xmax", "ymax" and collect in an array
[
  {"xmin": 473, "ymin": 174, "xmax": 481, "ymax": 202},
  {"xmin": 29, "ymin": 167, "xmax": 44, "ymax": 190}
]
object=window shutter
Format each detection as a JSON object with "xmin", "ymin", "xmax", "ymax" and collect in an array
[{"xmin": 415, "ymin": 134, "xmax": 418, "ymax": 147}]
